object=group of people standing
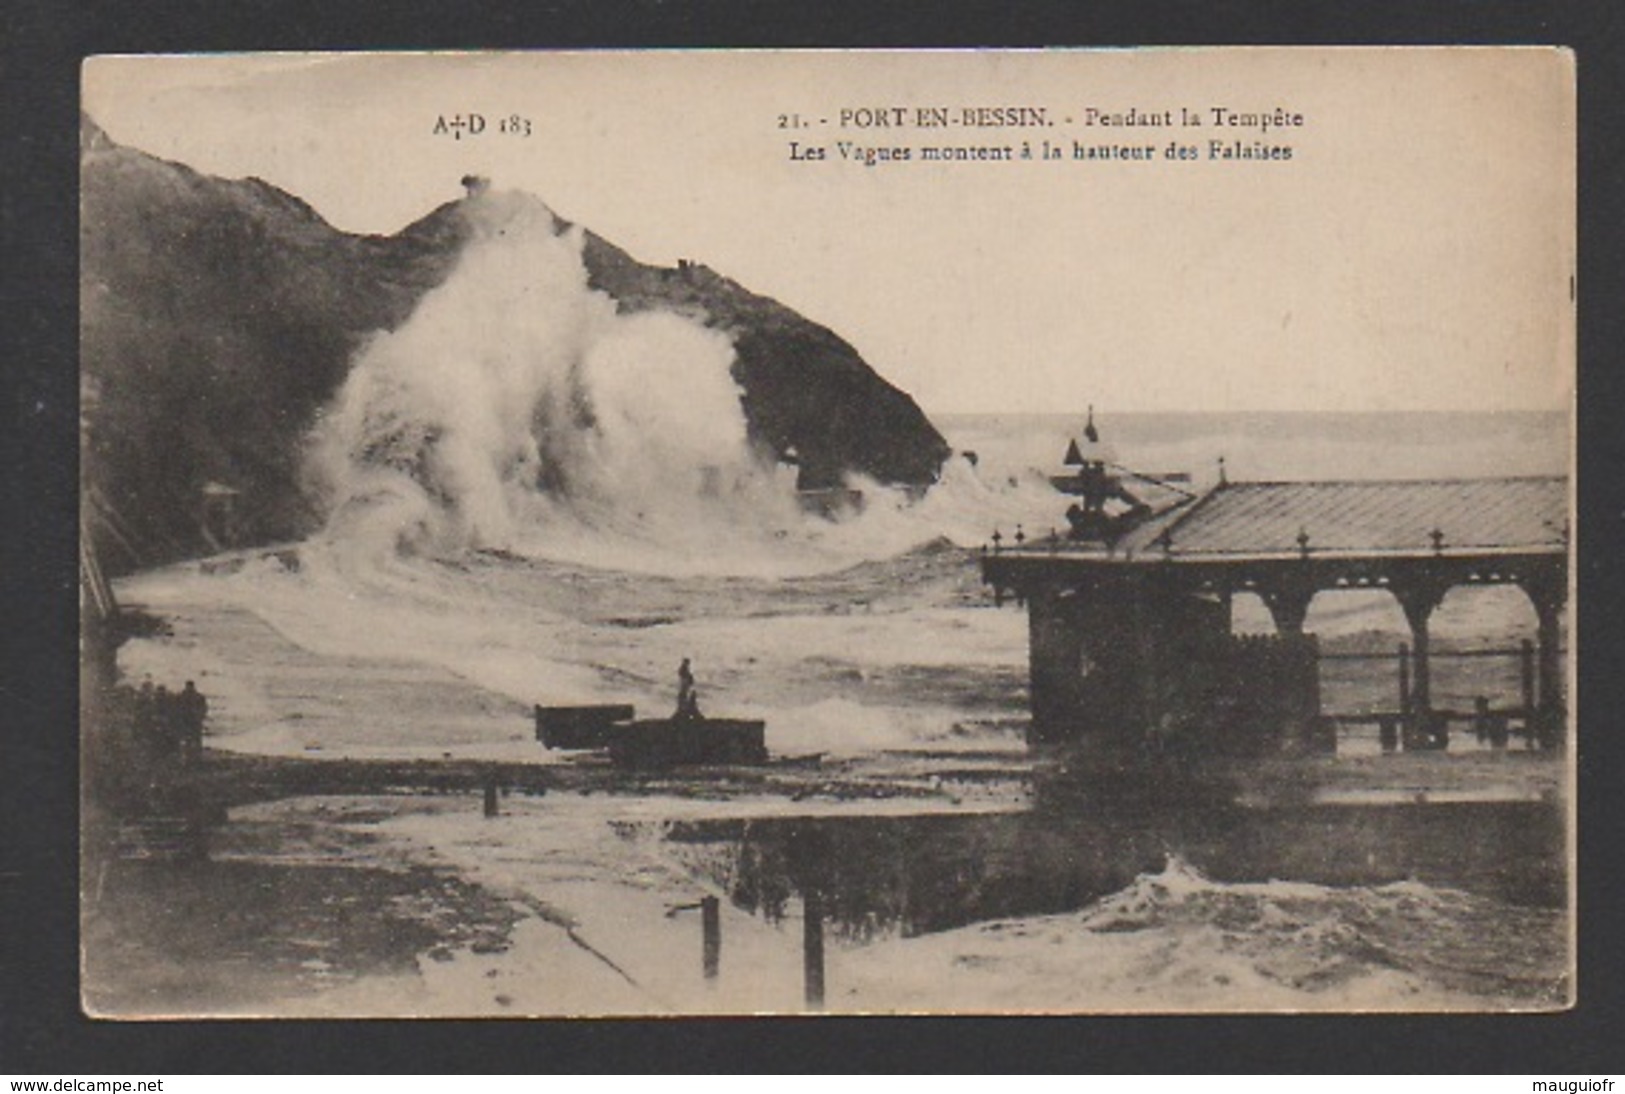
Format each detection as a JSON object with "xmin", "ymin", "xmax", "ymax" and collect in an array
[{"xmin": 125, "ymin": 678, "xmax": 209, "ymax": 765}]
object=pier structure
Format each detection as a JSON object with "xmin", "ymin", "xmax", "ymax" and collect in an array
[{"xmin": 981, "ymin": 424, "xmax": 1568, "ymax": 754}]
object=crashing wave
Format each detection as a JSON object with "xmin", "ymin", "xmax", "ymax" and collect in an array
[{"xmin": 305, "ymin": 189, "xmax": 1060, "ymax": 577}]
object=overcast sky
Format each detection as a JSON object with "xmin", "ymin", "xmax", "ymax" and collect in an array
[{"xmin": 83, "ymin": 49, "xmax": 1574, "ymax": 416}]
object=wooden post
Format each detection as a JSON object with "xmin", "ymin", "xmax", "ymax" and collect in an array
[
  {"xmin": 1533, "ymin": 599, "xmax": 1564, "ymax": 750},
  {"xmin": 1398, "ymin": 642, "xmax": 1411, "ymax": 718},
  {"xmin": 701, "ymin": 895, "xmax": 721, "ymax": 981},
  {"xmin": 1394, "ymin": 579, "xmax": 1447, "ymax": 749},
  {"xmin": 803, "ymin": 892, "xmax": 826, "ymax": 1010},
  {"xmin": 483, "ymin": 773, "xmax": 500, "ymax": 818},
  {"xmin": 1519, "ymin": 570, "xmax": 1566, "ymax": 750},
  {"xmin": 1520, "ymin": 638, "xmax": 1537, "ymax": 731},
  {"xmin": 1406, "ymin": 615, "xmax": 1432, "ymax": 719}
]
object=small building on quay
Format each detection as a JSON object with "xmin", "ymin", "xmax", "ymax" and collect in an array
[{"xmin": 980, "ymin": 413, "xmax": 1569, "ymax": 756}]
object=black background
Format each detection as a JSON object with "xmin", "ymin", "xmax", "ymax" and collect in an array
[{"xmin": 5, "ymin": 0, "xmax": 1623, "ymax": 1074}]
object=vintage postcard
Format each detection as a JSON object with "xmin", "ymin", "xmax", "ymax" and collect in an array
[{"xmin": 79, "ymin": 48, "xmax": 1574, "ymax": 1017}]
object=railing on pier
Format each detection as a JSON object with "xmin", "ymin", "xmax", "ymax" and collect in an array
[{"xmin": 1317, "ymin": 640, "xmax": 1565, "ymax": 752}]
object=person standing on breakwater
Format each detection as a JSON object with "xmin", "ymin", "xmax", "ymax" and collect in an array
[
  {"xmin": 676, "ymin": 658, "xmax": 703, "ymax": 720},
  {"xmin": 177, "ymin": 680, "xmax": 208, "ymax": 765},
  {"xmin": 133, "ymin": 678, "xmax": 158, "ymax": 754},
  {"xmin": 152, "ymin": 684, "xmax": 175, "ymax": 760}
]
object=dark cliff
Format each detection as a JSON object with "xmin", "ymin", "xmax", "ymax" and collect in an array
[{"xmin": 80, "ymin": 116, "xmax": 950, "ymax": 572}]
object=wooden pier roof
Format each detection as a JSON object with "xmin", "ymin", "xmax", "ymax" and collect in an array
[{"xmin": 1116, "ymin": 476, "xmax": 1568, "ymax": 560}]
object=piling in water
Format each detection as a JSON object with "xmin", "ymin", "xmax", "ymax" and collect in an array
[
  {"xmin": 701, "ymin": 895, "xmax": 720, "ymax": 981},
  {"xmin": 803, "ymin": 892, "xmax": 825, "ymax": 1009}
]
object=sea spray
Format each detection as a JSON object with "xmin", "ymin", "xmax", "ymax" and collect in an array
[
  {"xmin": 309, "ymin": 188, "xmax": 802, "ymax": 564},
  {"xmin": 833, "ymin": 854, "xmax": 1568, "ymax": 1011},
  {"xmin": 306, "ymin": 186, "xmax": 1063, "ymax": 577}
]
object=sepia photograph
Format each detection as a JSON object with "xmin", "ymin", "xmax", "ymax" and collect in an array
[{"xmin": 77, "ymin": 48, "xmax": 1575, "ymax": 1018}]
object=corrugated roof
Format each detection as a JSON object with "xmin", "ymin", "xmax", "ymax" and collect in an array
[{"xmin": 1119, "ymin": 477, "xmax": 1567, "ymax": 558}]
